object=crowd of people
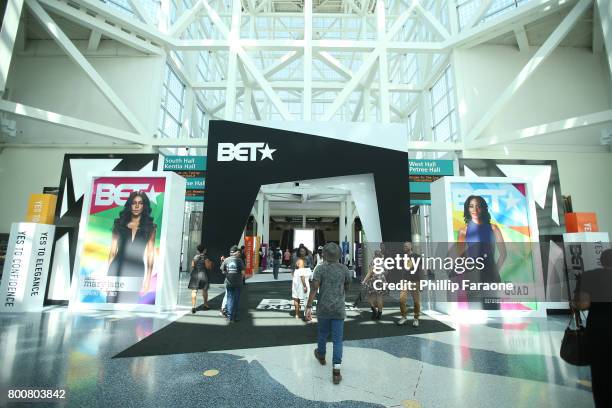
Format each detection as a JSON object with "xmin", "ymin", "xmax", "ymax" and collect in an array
[{"xmin": 186, "ymin": 241, "xmax": 423, "ymax": 384}]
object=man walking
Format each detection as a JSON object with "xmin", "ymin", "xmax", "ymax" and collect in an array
[
  {"xmin": 397, "ymin": 242, "xmax": 422, "ymax": 327},
  {"xmin": 305, "ymin": 243, "xmax": 351, "ymax": 385},
  {"xmin": 220, "ymin": 245, "xmax": 245, "ymax": 323}
]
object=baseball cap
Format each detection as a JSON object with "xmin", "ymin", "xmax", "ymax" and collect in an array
[{"xmin": 230, "ymin": 245, "xmax": 239, "ymax": 254}]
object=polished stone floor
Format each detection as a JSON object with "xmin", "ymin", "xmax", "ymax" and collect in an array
[{"xmin": 0, "ymin": 270, "xmax": 594, "ymax": 407}]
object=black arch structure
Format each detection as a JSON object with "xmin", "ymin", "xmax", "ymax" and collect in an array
[{"xmin": 202, "ymin": 120, "xmax": 411, "ymax": 282}]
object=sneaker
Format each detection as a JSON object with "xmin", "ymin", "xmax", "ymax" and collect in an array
[
  {"xmin": 332, "ymin": 369, "xmax": 342, "ymax": 385},
  {"xmin": 314, "ymin": 349, "xmax": 326, "ymax": 365},
  {"xmin": 397, "ymin": 317, "xmax": 408, "ymax": 326},
  {"xmin": 412, "ymin": 318, "xmax": 419, "ymax": 327},
  {"xmin": 376, "ymin": 310, "xmax": 383, "ymax": 320},
  {"xmin": 203, "ymin": 305, "xmax": 210, "ymax": 311},
  {"xmin": 191, "ymin": 307, "xmax": 196, "ymax": 314}
]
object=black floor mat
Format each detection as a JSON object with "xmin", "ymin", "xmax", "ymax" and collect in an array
[{"xmin": 114, "ymin": 280, "xmax": 454, "ymax": 358}]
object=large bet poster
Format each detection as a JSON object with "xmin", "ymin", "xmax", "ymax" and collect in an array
[
  {"xmin": 76, "ymin": 176, "xmax": 166, "ymax": 305},
  {"xmin": 450, "ymin": 181, "xmax": 536, "ymax": 310}
]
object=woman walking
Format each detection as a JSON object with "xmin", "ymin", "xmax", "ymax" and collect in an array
[{"xmin": 188, "ymin": 244, "xmax": 211, "ymax": 313}]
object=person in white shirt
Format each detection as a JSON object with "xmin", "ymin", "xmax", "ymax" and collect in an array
[{"xmin": 291, "ymin": 257, "xmax": 312, "ymax": 320}]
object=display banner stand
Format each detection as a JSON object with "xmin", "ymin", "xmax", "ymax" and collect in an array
[
  {"xmin": 0, "ymin": 222, "xmax": 55, "ymax": 312},
  {"xmin": 69, "ymin": 171, "xmax": 186, "ymax": 312}
]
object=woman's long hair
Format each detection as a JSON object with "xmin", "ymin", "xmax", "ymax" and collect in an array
[
  {"xmin": 463, "ymin": 195, "xmax": 491, "ymax": 225},
  {"xmin": 112, "ymin": 191, "xmax": 155, "ymax": 238}
]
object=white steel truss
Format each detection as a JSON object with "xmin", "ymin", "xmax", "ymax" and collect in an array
[{"xmin": 1, "ymin": 0, "xmax": 607, "ymax": 152}]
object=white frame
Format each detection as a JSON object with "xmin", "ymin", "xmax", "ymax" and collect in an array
[
  {"xmin": 69, "ymin": 171, "xmax": 186, "ymax": 312},
  {"xmin": 430, "ymin": 176, "xmax": 546, "ymax": 318}
]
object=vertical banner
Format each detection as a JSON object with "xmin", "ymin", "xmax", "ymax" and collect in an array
[
  {"xmin": 75, "ymin": 176, "xmax": 167, "ymax": 305},
  {"xmin": 244, "ymin": 236, "xmax": 254, "ymax": 276},
  {"xmin": 25, "ymin": 194, "xmax": 57, "ymax": 225},
  {"xmin": 254, "ymin": 236, "xmax": 261, "ymax": 273},
  {"xmin": 0, "ymin": 223, "xmax": 55, "ymax": 312}
]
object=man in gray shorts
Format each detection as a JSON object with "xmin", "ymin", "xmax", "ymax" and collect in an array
[{"xmin": 305, "ymin": 242, "xmax": 351, "ymax": 385}]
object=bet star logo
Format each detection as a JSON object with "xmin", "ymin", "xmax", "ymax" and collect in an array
[{"xmin": 217, "ymin": 143, "xmax": 276, "ymax": 162}]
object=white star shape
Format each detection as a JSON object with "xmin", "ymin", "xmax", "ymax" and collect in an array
[
  {"xmin": 258, "ymin": 144, "xmax": 276, "ymax": 161},
  {"xmin": 145, "ymin": 186, "xmax": 161, "ymax": 205},
  {"xmin": 505, "ymin": 194, "xmax": 519, "ymax": 210}
]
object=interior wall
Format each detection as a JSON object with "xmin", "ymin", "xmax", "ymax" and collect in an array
[
  {"xmin": 0, "ymin": 146, "xmax": 155, "ymax": 233},
  {"xmin": 462, "ymin": 149, "xmax": 612, "ymax": 235},
  {"xmin": 454, "ymin": 45, "xmax": 611, "ymax": 138},
  {"xmin": 6, "ymin": 40, "xmax": 165, "ymax": 135}
]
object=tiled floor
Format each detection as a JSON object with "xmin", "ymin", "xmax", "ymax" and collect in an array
[{"xmin": 0, "ymin": 270, "xmax": 594, "ymax": 407}]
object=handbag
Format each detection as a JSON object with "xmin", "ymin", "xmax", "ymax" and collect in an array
[{"xmin": 560, "ymin": 311, "xmax": 590, "ymax": 366}]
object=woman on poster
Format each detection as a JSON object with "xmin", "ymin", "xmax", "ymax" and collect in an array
[
  {"xmin": 457, "ymin": 195, "xmax": 506, "ymax": 284},
  {"xmin": 107, "ymin": 191, "xmax": 157, "ymax": 303}
]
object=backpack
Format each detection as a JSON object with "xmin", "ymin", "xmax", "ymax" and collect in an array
[{"xmin": 193, "ymin": 254, "xmax": 207, "ymax": 272}]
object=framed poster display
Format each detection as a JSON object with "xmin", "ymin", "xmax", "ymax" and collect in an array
[
  {"xmin": 430, "ymin": 176, "xmax": 545, "ymax": 317},
  {"xmin": 70, "ymin": 172, "xmax": 185, "ymax": 312}
]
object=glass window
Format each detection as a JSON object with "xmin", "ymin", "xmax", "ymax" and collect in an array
[
  {"xmin": 159, "ymin": 64, "xmax": 185, "ymax": 138},
  {"xmin": 430, "ymin": 66, "xmax": 458, "ymax": 142},
  {"xmin": 458, "ymin": 0, "xmax": 530, "ymax": 30}
]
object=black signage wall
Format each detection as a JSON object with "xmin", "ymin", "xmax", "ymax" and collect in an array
[{"xmin": 202, "ymin": 121, "xmax": 411, "ymax": 282}]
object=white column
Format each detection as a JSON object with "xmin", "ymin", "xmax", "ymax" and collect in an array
[
  {"xmin": 347, "ymin": 199, "xmax": 355, "ymax": 262},
  {"xmin": 303, "ymin": 0, "xmax": 313, "ymax": 120},
  {"xmin": 376, "ymin": 0, "xmax": 390, "ymax": 123},
  {"xmin": 339, "ymin": 201, "xmax": 347, "ymax": 244},
  {"xmin": 447, "ymin": 0, "xmax": 459, "ymax": 36},
  {"xmin": 244, "ymin": 87, "xmax": 253, "ymax": 120},
  {"xmin": 0, "ymin": 0, "xmax": 25, "ymax": 93},
  {"xmin": 256, "ymin": 197, "xmax": 264, "ymax": 235},
  {"xmin": 262, "ymin": 198, "xmax": 270, "ymax": 245},
  {"xmin": 225, "ymin": 0, "xmax": 242, "ymax": 120}
]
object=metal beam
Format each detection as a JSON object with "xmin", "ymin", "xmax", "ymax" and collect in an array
[
  {"xmin": 224, "ymin": 0, "xmax": 241, "ymax": 120},
  {"xmin": 193, "ymin": 80, "xmax": 421, "ymax": 91},
  {"xmin": 513, "ymin": 25, "xmax": 529, "ymax": 53},
  {"xmin": 415, "ymin": 2, "xmax": 450, "ymax": 40},
  {"xmin": 27, "ymin": 0, "xmax": 150, "ymax": 136},
  {"xmin": 304, "ymin": 0, "xmax": 313, "ymax": 120},
  {"xmin": 596, "ymin": 0, "xmax": 612, "ymax": 77},
  {"xmin": 201, "ymin": 0, "xmax": 293, "ymax": 120},
  {"xmin": 87, "ymin": 30, "xmax": 102, "ymax": 52},
  {"xmin": 37, "ymin": 0, "xmax": 163, "ymax": 54},
  {"xmin": 377, "ymin": 0, "xmax": 390, "ymax": 123},
  {"xmin": 323, "ymin": 0, "xmax": 420, "ymax": 121},
  {"xmin": 592, "ymin": 1, "xmax": 604, "ymax": 53},
  {"xmin": 0, "ymin": 100, "xmax": 146, "ymax": 144},
  {"xmin": 207, "ymin": 50, "xmax": 302, "ymax": 115},
  {"xmin": 71, "ymin": 0, "xmax": 170, "ymax": 45},
  {"xmin": 450, "ymin": 0, "xmax": 577, "ymax": 49},
  {"xmin": 470, "ymin": 110, "xmax": 612, "ymax": 148},
  {"xmin": 468, "ymin": 0, "xmax": 592, "ymax": 141},
  {"xmin": 169, "ymin": 0, "xmax": 204, "ymax": 37},
  {"xmin": 0, "ymin": 0, "xmax": 25, "ymax": 93},
  {"xmin": 127, "ymin": 0, "xmax": 154, "ymax": 26}
]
